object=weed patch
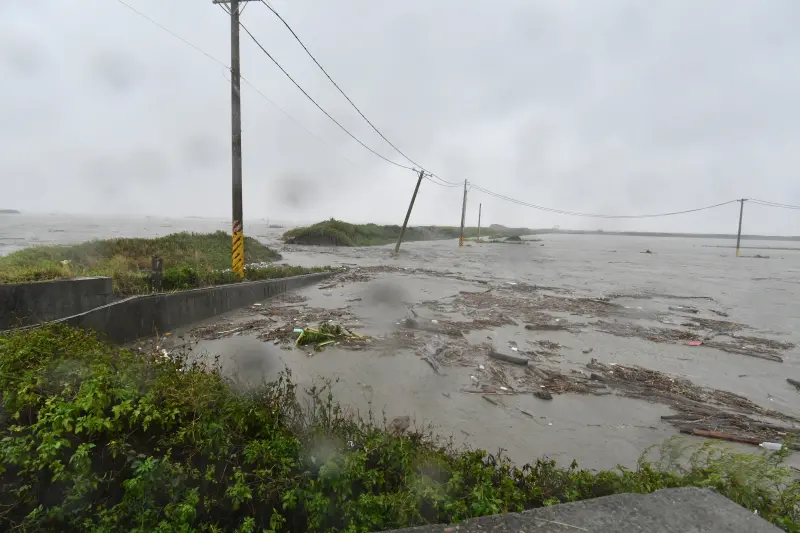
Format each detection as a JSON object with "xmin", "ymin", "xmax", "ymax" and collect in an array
[
  {"xmin": 0, "ymin": 232, "xmax": 329, "ymax": 295},
  {"xmin": 283, "ymin": 219, "xmax": 531, "ymax": 246},
  {"xmin": 0, "ymin": 326, "xmax": 797, "ymax": 532}
]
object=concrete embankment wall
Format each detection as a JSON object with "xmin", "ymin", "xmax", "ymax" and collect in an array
[
  {"xmin": 3, "ymin": 272, "xmax": 333, "ymax": 344},
  {"xmin": 56, "ymin": 272, "xmax": 333, "ymax": 344},
  {"xmin": 0, "ymin": 277, "xmax": 114, "ymax": 330}
]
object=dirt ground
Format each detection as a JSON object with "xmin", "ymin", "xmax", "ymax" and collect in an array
[{"xmin": 156, "ymin": 235, "xmax": 800, "ymax": 470}]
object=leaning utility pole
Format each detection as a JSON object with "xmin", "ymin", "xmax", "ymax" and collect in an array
[
  {"xmin": 459, "ymin": 179, "xmax": 468, "ymax": 247},
  {"xmin": 735, "ymin": 198, "xmax": 747, "ymax": 257},
  {"xmin": 477, "ymin": 203, "xmax": 482, "ymax": 242},
  {"xmin": 394, "ymin": 170, "xmax": 425, "ymax": 256},
  {"xmin": 214, "ymin": 0, "xmax": 255, "ymax": 277}
]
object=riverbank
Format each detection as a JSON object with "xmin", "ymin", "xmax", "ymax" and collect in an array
[
  {"xmin": 0, "ymin": 231, "xmax": 328, "ymax": 295},
  {"xmin": 282, "ymin": 219, "xmax": 529, "ymax": 246},
  {"xmin": 0, "ymin": 324, "xmax": 796, "ymax": 532}
]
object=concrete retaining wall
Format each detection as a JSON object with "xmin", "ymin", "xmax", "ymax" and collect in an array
[
  {"xmin": 56, "ymin": 272, "xmax": 333, "ymax": 344},
  {"xmin": 0, "ymin": 277, "xmax": 114, "ymax": 330},
  {"xmin": 386, "ymin": 488, "xmax": 779, "ymax": 533}
]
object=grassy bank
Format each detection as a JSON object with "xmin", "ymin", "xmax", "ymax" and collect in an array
[
  {"xmin": 283, "ymin": 219, "xmax": 529, "ymax": 246},
  {"xmin": 0, "ymin": 232, "xmax": 327, "ymax": 295},
  {"xmin": 1, "ymin": 325, "xmax": 797, "ymax": 532}
]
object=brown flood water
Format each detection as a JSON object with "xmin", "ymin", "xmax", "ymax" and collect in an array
[{"xmin": 158, "ymin": 230, "xmax": 800, "ymax": 470}]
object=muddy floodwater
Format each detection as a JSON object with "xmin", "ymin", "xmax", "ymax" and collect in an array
[
  {"xmin": 4, "ymin": 216, "xmax": 800, "ymax": 469},
  {"xmin": 145, "ymin": 230, "xmax": 799, "ymax": 470}
]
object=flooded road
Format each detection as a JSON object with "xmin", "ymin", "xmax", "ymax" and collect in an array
[
  {"xmin": 174, "ymin": 230, "xmax": 800, "ymax": 470},
  {"xmin": 5, "ymin": 215, "xmax": 800, "ymax": 469}
]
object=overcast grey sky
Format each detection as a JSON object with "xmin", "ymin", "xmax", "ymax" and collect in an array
[{"xmin": 2, "ymin": 0, "xmax": 799, "ymax": 233}]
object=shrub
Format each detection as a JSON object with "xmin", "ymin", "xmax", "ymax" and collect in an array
[{"xmin": 0, "ymin": 326, "xmax": 797, "ymax": 532}]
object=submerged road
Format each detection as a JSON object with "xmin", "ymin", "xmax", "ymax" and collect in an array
[{"xmin": 156, "ymin": 230, "xmax": 800, "ymax": 470}]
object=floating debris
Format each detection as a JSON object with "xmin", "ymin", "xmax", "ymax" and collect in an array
[
  {"xmin": 488, "ymin": 348, "xmax": 530, "ymax": 365},
  {"xmin": 585, "ymin": 359, "xmax": 800, "ymax": 445},
  {"xmin": 294, "ymin": 322, "xmax": 367, "ymax": 352}
]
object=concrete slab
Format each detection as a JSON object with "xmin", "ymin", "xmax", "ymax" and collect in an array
[
  {"xmin": 40, "ymin": 272, "xmax": 334, "ymax": 344},
  {"xmin": 0, "ymin": 276, "xmax": 114, "ymax": 329},
  {"xmin": 386, "ymin": 488, "xmax": 780, "ymax": 533}
]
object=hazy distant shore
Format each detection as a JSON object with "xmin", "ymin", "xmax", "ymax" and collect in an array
[{"xmin": 526, "ymin": 228, "xmax": 800, "ymax": 241}]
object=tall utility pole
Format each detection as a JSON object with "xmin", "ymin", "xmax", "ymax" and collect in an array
[
  {"xmin": 214, "ymin": 0, "xmax": 255, "ymax": 277},
  {"xmin": 394, "ymin": 170, "xmax": 425, "ymax": 256},
  {"xmin": 477, "ymin": 203, "xmax": 482, "ymax": 242},
  {"xmin": 459, "ymin": 179, "xmax": 468, "ymax": 247},
  {"xmin": 735, "ymin": 198, "xmax": 747, "ymax": 257}
]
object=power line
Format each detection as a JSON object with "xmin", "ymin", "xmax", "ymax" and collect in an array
[
  {"xmin": 424, "ymin": 175, "xmax": 462, "ymax": 188},
  {"xmin": 237, "ymin": 15, "xmax": 416, "ymax": 171},
  {"xmin": 749, "ymin": 199, "xmax": 800, "ymax": 210},
  {"xmin": 471, "ymin": 184, "xmax": 740, "ymax": 219},
  {"xmin": 257, "ymin": 0, "xmax": 418, "ymax": 167},
  {"xmin": 116, "ymin": 0, "xmax": 368, "ymax": 173},
  {"xmin": 254, "ymin": 1, "xmax": 463, "ymax": 187},
  {"xmin": 117, "ymin": 0, "xmax": 228, "ymax": 69},
  {"xmin": 114, "ymin": 1, "xmax": 789, "ymax": 217}
]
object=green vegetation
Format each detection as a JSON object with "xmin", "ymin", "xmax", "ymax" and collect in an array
[
  {"xmin": 1, "ymin": 325, "xmax": 798, "ymax": 532},
  {"xmin": 295, "ymin": 323, "xmax": 367, "ymax": 351},
  {"xmin": 283, "ymin": 219, "xmax": 530, "ymax": 246},
  {"xmin": 0, "ymin": 232, "xmax": 327, "ymax": 295}
]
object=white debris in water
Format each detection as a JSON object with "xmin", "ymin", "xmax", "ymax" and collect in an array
[
  {"xmin": 478, "ymin": 364, "xmax": 485, "ymax": 370},
  {"xmin": 511, "ymin": 347, "xmax": 518, "ymax": 351},
  {"xmin": 470, "ymin": 375, "xmax": 479, "ymax": 382},
  {"xmin": 431, "ymin": 319, "xmax": 438, "ymax": 324},
  {"xmin": 500, "ymin": 386, "xmax": 508, "ymax": 391}
]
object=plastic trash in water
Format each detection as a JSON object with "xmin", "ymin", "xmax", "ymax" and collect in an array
[
  {"xmin": 759, "ymin": 442, "xmax": 782, "ymax": 451},
  {"xmin": 293, "ymin": 328, "xmax": 304, "ymax": 334},
  {"xmin": 687, "ymin": 340, "xmax": 703, "ymax": 346}
]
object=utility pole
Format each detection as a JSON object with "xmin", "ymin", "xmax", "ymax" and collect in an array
[
  {"xmin": 459, "ymin": 179, "xmax": 468, "ymax": 247},
  {"xmin": 394, "ymin": 170, "xmax": 425, "ymax": 256},
  {"xmin": 477, "ymin": 203, "xmax": 482, "ymax": 242},
  {"xmin": 214, "ymin": 0, "xmax": 255, "ymax": 277},
  {"xmin": 736, "ymin": 198, "xmax": 747, "ymax": 257}
]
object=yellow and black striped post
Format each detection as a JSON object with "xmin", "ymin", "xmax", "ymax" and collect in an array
[
  {"xmin": 459, "ymin": 235, "xmax": 464, "ymax": 247},
  {"xmin": 232, "ymin": 220, "xmax": 244, "ymax": 277}
]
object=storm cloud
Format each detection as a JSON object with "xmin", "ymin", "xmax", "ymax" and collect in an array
[{"xmin": 2, "ymin": 0, "xmax": 799, "ymax": 234}]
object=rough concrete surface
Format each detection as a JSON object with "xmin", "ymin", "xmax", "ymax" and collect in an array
[
  {"xmin": 0, "ymin": 276, "xmax": 114, "ymax": 330},
  {"xmin": 52, "ymin": 272, "xmax": 333, "ymax": 344},
  {"xmin": 386, "ymin": 488, "xmax": 780, "ymax": 533}
]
